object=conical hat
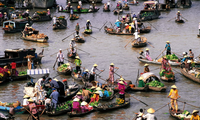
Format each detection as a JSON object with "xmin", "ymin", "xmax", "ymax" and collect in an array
[
  {"xmin": 81, "ymin": 101, "xmax": 87, "ymax": 106},
  {"xmin": 147, "ymin": 108, "xmax": 155, "ymax": 113},
  {"xmin": 95, "ymin": 91, "xmax": 99, "ymax": 94},
  {"xmin": 119, "ymin": 81, "xmax": 124, "ymax": 84},
  {"xmin": 65, "ymin": 63, "xmax": 70, "ymax": 65},
  {"xmin": 28, "ymin": 98, "xmax": 34, "ymax": 102},
  {"xmin": 93, "ymin": 64, "xmax": 98, "ymax": 66},
  {"xmin": 23, "ymin": 95, "xmax": 29, "ymax": 98},
  {"xmin": 192, "ymin": 110, "xmax": 199, "ymax": 114},
  {"xmin": 73, "ymin": 98, "xmax": 80, "ymax": 101},
  {"xmin": 120, "ymin": 78, "xmax": 124, "ymax": 81},
  {"xmin": 138, "ymin": 77, "xmax": 143, "ymax": 80},
  {"xmin": 96, "ymin": 87, "xmax": 102, "ymax": 90},
  {"xmin": 110, "ymin": 63, "xmax": 114, "ymax": 65},
  {"xmin": 76, "ymin": 92, "xmax": 82, "ymax": 95},
  {"xmin": 171, "ymin": 85, "xmax": 177, "ymax": 89},
  {"xmin": 91, "ymin": 86, "xmax": 96, "ymax": 89}
]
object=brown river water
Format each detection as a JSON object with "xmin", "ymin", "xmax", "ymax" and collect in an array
[{"xmin": 0, "ymin": 0, "xmax": 200, "ymax": 119}]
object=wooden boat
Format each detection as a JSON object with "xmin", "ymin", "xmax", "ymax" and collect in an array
[
  {"xmin": 176, "ymin": 0, "xmax": 192, "ymax": 8},
  {"xmin": 32, "ymin": 14, "xmax": 52, "ymax": 22},
  {"xmin": 130, "ymin": 85, "xmax": 149, "ymax": 91},
  {"xmin": 57, "ymin": 65, "xmax": 72, "ymax": 75},
  {"xmin": 140, "ymin": 72, "xmax": 167, "ymax": 92},
  {"xmin": 104, "ymin": 26, "xmax": 133, "ymax": 35},
  {"xmin": 71, "ymin": 67, "xmax": 84, "ymax": 81},
  {"xmin": 46, "ymin": 106, "xmax": 71, "ymax": 116},
  {"xmin": 0, "ymin": 105, "xmax": 24, "ymax": 113},
  {"xmin": 113, "ymin": 9, "xmax": 123, "ymax": 15},
  {"xmin": 96, "ymin": 98, "xmax": 130, "ymax": 111},
  {"xmin": 0, "ymin": 48, "xmax": 43, "ymax": 67},
  {"xmin": 175, "ymin": 19, "xmax": 184, "ymax": 23},
  {"xmin": 103, "ymin": 7, "xmax": 110, "ymax": 12},
  {"xmin": 180, "ymin": 66, "xmax": 200, "ymax": 84},
  {"xmin": 139, "ymin": 26, "xmax": 151, "ymax": 33},
  {"xmin": 137, "ymin": 57, "xmax": 181, "ymax": 66},
  {"xmin": 53, "ymin": 17, "xmax": 67, "ymax": 30},
  {"xmin": 197, "ymin": 34, "xmax": 200, "ymax": 37},
  {"xmin": 72, "ymin": 8, "xmax": 100, "ymax": 13},
  {"xmin": 169, "ymin": 108, "xmax": 191, "ymax": 120},
  {"xmin": 131, "ymin": 37, "xmax": 147, "ymax": 48},
  {"xmin": 99, "ymin": 89, "xmax": 114, "ymax": 101},
  {"xmin": 67, "ymin": 109, "xmax": 95, "ymax": 117},
  {"xmin": 70, "ymin": 15, "xmax": 79, "ymax": 20},
  {"xmin": 122, "ymin": 5, "xmax": 129, "ymax": 10},
  {"xmin": 67, "ymin": 51, "xmax": 78, "ymax": 59},
  {"xmin": 129, "ymin": 1, "xmax": 139, "ymax": 5},
  {"xmin": 84, "ymin": 29, "xmax": 92, "ymax": 34},
  {"xmin": 2, "ymin": 18, "xmax": 33, "ymax": 33},
  {"xmin": 72, "ymin": 36, "xmax": 85, "ymax": 43},
  {"xmin": 139, "ymin": 9, "xmax": 160, "ymax": 21},
  {"xmin": 159, "ymin": 69, "xmax": 175, "ymax": 82}
]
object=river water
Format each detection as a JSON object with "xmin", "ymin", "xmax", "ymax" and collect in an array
[{"xmin": 0, "ymin": 0, "xmax": 200, "ymax": 119}]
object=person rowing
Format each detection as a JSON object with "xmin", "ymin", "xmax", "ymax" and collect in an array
[
  {"xmin": 176, "ymin": 11, "xmax": 182, "ymax": 21},
  {"xmin": 167, "ymin": 85, "xmax": 180, "ymax": 113}
]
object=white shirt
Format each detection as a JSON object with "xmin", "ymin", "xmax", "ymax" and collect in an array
[
  {"xmin": 53, "ymin": 17, "xmax": 56, "ymax": 24},
  {"xmin": 134, "ymin": 31, "xmax": 138, "ymax": 39},
  {"xmin": 107, "ymin": 1, "xmax": 110, "ymax": 5},
  {"xmin": 143, "ymin": 113, "xmax": 157, "ymax": 120},
  {"xmin": 45, "ymin": 98, "xmax": 51, "ymax": 106},
  {"xmin": 90, "ymin": 67, "xmax": 99, "ymax": 75},
  {"xmin": 57, "ymin": 52, "xmax": 64, "ymax": 62},
  {"xmin": 78, "ymin": 1, "xmax": 82, "ymax": 6},
  {"xmin": 23, "ymin": 98, "xmax": 29, "ymax": 106},
  {"xmin": 199, "ymin": 24, "xmax": 200, "ymax": 29},
  {"xmin": 69, "ymin": 41, "xmax": 76, "ymax": 48},
  {"xmin": 35, "ymin": 78, "xmax": 43, "ymax": 87}
]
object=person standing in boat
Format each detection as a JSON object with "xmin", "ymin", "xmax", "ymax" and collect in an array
[
  {"xmin": 67, "ymin": 2, "xmax": 71, "ymax": 11},
  {"xmin": 109, "ymin": 63, "xmax": 119, "ymax": 83},
  {"xmin": 78, "ymin": 0, "xmax": 82, "ymax": 7},
  {"xmin": 132, "ymin": 12, "xmax": 137, "ymax": 19},
  {"xmin": 143, "ymin": 108, "xmax": 157, "ymax": 120},
  {"xmin": 47, "ymin": 9, "xmax": 51, "ymax": 16},
  {"xmin": 115, "ymin": 20, "xmax": 121, "ymax": 30},
  {"xmin": 10, "ymin": 62, "xmax": 17, "ymax": 76},
  {"xmin": 107, "ymin": 1, "xmax": 110, "ymax": 10},
  {"xmin": 28, "ymin": 98, "xmax": 40, "ymax": 120},
  {"xmin": 86, "ymin": 20, "xmax": 91, "ymax": 30},
  {"xmin": 118, "ymin": 81, "xmax": 125, "ymax": 103},
  {"xmin": 167, "ymin": 85, "xmax": 180, "ymax": 113},
  {"xmin": 131, "ymin": 22, "xmax": 135, "ymax": 33},
  {"xmin": 190, "ymin": 110, "xmax": 200, "ymax": 120},
  {"xmin": 75, "ymin": 23, "xmax": 80, "ymax": 35},
  {"xmin": 82, "ymin": 69, "xmax": 90, "ymax": 81},
  {"xmin": 69, "ymin": 39, "xmax": 76, "ymax": 49},
  {"xmin": 144, "ymin": 64, "xmax": 150, "ymax": 73},
  {"xmin": 188, "ymin": 49, "xmax": 194, "ymax": 61},
  {"xmin": 89, "ymin": 64, "xmax": 104, "ymax": 82},
  {"xmin": 162, "ymin": 56, "xmax": 170, "ymax": 71},
  {"xmin": 198, "ymin": 23, "xmax": 200, "ymax": 35},
  {"xmin": 138, "ymin": 77, "xmax": 145, "ymax": 87},
  {"xmin": 70, "ymin": 6, "xmax": 74, "ymax": 18},
  {"xmin": 3, "ymin": 12, "xmax": 8, "ymax": 21},
  {"xmin": 74, "ymin": 56, "xmax": 82, "ymax": 73},
  {"xmin": 50, "ymin": 88, "xmax": 59, "ymax": 112},
  {"xmin": 165, "ymin": 41, "xmax": 171, "ymax": 55},
  {"xmin": 53, "ymin": 16, "xmax": 56, "ymax": 25},
  {"xmin": 25, "ymin": 54, "xmax": 35, "ymax": 69},
  {"xmin": 145, "ymin": 48, "xmax": 152, "ymax": 61},
  {"xmin": 57, "ymin": 49, "xmax": 64, "ymax": 67},
  {"xmin": 176, "ymin": 11, "xmax": 181, "ymax": 21}
]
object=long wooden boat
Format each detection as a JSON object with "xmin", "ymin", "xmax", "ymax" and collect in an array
[
  {"xmin": 67, "ymin": 109, "xmax": 95, "ymax": 117},
  {"xmin": 46, "ymin": 107, "xmax": 71, "ymax": 116},
  {"xmin": 169, "ymin": 108, "xmax": 191, "ymax": 120},
  {"xmin": 175, "ymin": 19, "xmax": 184, "ymax": 23},
  {"xmin": 96, "ymin": 99, "xmax": 130, "ymax": 111},
  {"xmin": 72, "ymin": 36, "xmax": 85, "ymax": 43},
  {"xmin": 131, "ymin": 37, "xmax": 147, "ymax": 48},
  {"xmin": 0, "ymin": 105, "xmax": 24, "ymax": 113},
  {"xmin": 0, "ymin": 48, "xmax": 43, "ymax": 67},
  {"xmin": 70, "ymin": 15, "xmax": 79, "ymax": 20},
  {"xmin": 32, "ymin": 15, "xmax": 52, "ymax": 22},
  {"xmin": 180, "ymin": 67, "xmax": 200, "ymax": 84},
  {"xmin": 53, "ymin": 18, "xmax": 67, "ymax": 30},
  {"xmin": 21, "ymin": 35, "xmax": 48, "ymax": 43},
  {"xmin": 59, "ymin": 8, "xmax": 100, "ymax": 13},
  {"xmin": 176, "ymin": 0, "xmax": 192, "ymax": 8},
  {"xmin": 138, "ymin": 9, "xmax": 160, "ymax": 21},
  {"xmin": 57, "ymin": 66, "xmax": 72, "ymax": 75},
  {"xmin": 113, "ymin": 9, "xmax": 123, "ymax": 15},
  {"xmin": 139, "ymin": 26, "xmax": 151, "ymax": 33},
  {"xmin": 84, "ymin": 29, "xmax": 92, "ymax": 34},
  {"xmin": 122, "ymin": 5, "xmax": 129, "ymax": 10},
  {"xmin": 130, "ymin": 85, "xmax": 149, "ymax": 91},
  {"xmin": 137, "ymin": 57, "xmax": 181, "ymax": 66},
  {"xmin": 67, "ymin": 51, "xmax": 78, "ymax": 59}
]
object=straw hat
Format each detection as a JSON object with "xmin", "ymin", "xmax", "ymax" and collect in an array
[
  {"xmin": 26, "ymin": 9, "xmax": 29, "ymax": 11},
  {"xmin": 65, "ymin": 63, "xmax": 70, "ymax": 65},
  {"xmin": 178, "ymin": 11, "xmax": 180, "ymax": 12},
  {"xmin": 47, "ymin": 9, "xmax": 50, "ymax": 10},
  {"xmin": 87, "ymin": 20, "xmax": 90, "ymax": 22},
  {"xmin": 71, "ymin": 39, "xmax": 75, "ymax": 41},
  {"xmin": 146, "ymin": 48, "xmax": 149, "ymax": 51},
  {"xmin": 85, "ymin": 69, "xmax": 89, "ymax": 72},
  {"xmin": 93, "ymin": 64, "xmax": 98, "ymax": 66},
  {"xmin": 171, "ymin": 85, "xmax": 177, "ymax": 89},
  {"xmin": 116, "ymin": 19, "xmax": 119, "ymax": 22},
  {"xmin": 81, "ymin": 101, "xmax": 87, "ymax": 106},
  {"xmin": 182, "ymin": 52, "xmax": 186, "ymax": 55},
  {"xmin": 119, "ymin": 81, "xmax": 124, "ymax": 84},
  {"xmin": 110, "ymin": 63, "xmax": 114, "ymax": 66},
  {"xmin": 123, "ymin": 16, "xmax": 125, "ymax": 18},
  {"xmin": 147, "ymin": 108, "xmax": 155, "ymax": 113},
  {"xmin": 120, "ymin": 78, "xmax": 124, "ymax": 81},
  {"xmin": 54, "ymin": 78, "xmax": 59, "ymax": 81},
  {"xmin": 28, "ymin": 98, "xmax": 34, "ymax": 102},
  {"xmin": 144, "ymin": 64, "xmax": 149, "ymax": 67},
  {"xmin": 23, "ymin": 95, "xmax": 29, "ymax": 98},
  {"xmin": 138, "ymin": 77, "xmax": 143, "ymax": 80},
  {"xmin": 166, "ymin": 41, "xmax": 170, "ymax": 43},
  {"xmin": 91, "ymin": 86, "xmax": 96, "ymax": 89},
  {"xmin": 187, "ymin": 60, "xmax": 191, "ymax": 63},
  {"xmin": 77, "ymin": 92, "xmax": 82, "ymax": 95},
  {"xmin": 192, "ymin": 110, "xmax": 199, "ymax": 114},
  {"xmin": 75, "ymin": 56, "xmax": 79, "ymax": 59},
  {"xmin": 125, "ymin": 23, "xmax": 128, "ymax": 26},
  {"xmin": 59, "ymin": 49, "xmax": 62, "ymax": 51},
  {"xmin": 95, "ymin": 91, "xmax": 100, "ymax": 94},
  {"xmin": 118, "ymin": 1, "xmax": 121, "ymax": 2},
  {"xmin": 138, "ymin": 35, "xmax": 140, "ymax": 37},
  {"xmin": 96, "ymin": 87, "xmax": 102, "ymax": 91},
  {"xmin": 73, "ymin": 98, "xmax": 80, "ymax": 102}
]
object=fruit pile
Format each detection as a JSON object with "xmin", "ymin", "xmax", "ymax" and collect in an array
[{"xmin": 146, "ymin": 80, "xmax": 164, "ymax": 88}]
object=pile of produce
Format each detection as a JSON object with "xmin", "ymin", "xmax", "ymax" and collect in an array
[
  {"xmin": 0, "ymin": 2, "xmax": 4, "ymax": 7},
  {"xmin": 70, "ymin": 15, "xmax": 79, "ymax": 19},
  {"xmin": 159, "ymin": 69, "xmax": 174, "ymax": 78},
  {"xmin": 0, "ymin": 67, "xmax": 9, "ymax": 78},
  {"xmin": 57, "ymin": 64, "xmax": 69, "ymax": 72},
  {"xmin": 116, "ymin": 98, "xmax": 124, "ymax": 105},
  {"xmin": 36, "ymin": 11, "xmax": 47, "ymax": 15},
  {"xmin": 74, "ymin": 9, "xmax": 89, "ymax": 13},
  {"xmin": 165, "ymin": 54, "xmax": 179, "ymax": 61},
  {"xmin": 141, "ymin": 12, "xmax": 155, "ymax": 17},
  {"xmin": 56, "ymin": 102, "xmax": 70, "ymax": 111},
  {"xmin": 89, "ymin": 101, "xmax": 99, "ymax": 107},
  {"xmin": 146, "ymin": 80, "xmax": 164, "ymax": 88},
  {"xmin": 85, "ymin": 29, "xmax": 92, "ymax": 32},
  {"xmin": 175, "ymin": 110, "xmax": 191, "ymax": 119},
  {"xmin": 18, "ymin": 71, "xmax": 27, "ymax": 76},
  {"xmin": 57, "ymin": 16, "xmax": 65, "ymax": 20}
]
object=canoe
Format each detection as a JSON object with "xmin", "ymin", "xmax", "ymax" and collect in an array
[
  {"xmin": 57, "ymin": 67, "xmax": 72, "ymax": 76},
  {"xmin": 71, "ymin": 67, "xmax": 84, "ymax": 81},
  {"xmin": 139, "ymin": 9, "xmax": 160, "ymax": 21},
  {"xmin": 122, "ymin": 5, "xmax": 129, "ymax": 10},
  {"xmin": 72, "ymin": 36, "xmax": 85, "ymax": 43},
  {"xmin": 67, "ymin": 52, "xmax": 78, "ymax": 59},
  {"xmin": 180, "ymin": 66, "xmax": 200, "ymax": 84},
  {"xmin": 46, "ymin": 106, "xmax": 71, "ymax": 116},
  {"xmin": 175, "ymin": 19, "xmax": 184, "ymax": 23},
  {"xmin": 67, "ymin": 109, "xmax": 95, "ymax": 117},
  {"xmin": 131, "ymin": 37, "xmax": 147, "ymax": 48},
  {"xmin": 130, "ymin": 85, "xmax": 149, "ymax": 92},
  {"xmin": 0, "ymin": 105, "xmax": 24, "ymax": 113},
  {"xmin": 103, "ymin": 8, "xmax": 110, "ymax": 12},
  {"xmin": 137, "ymin": 57, "xmax": 181, "ymax": 66},
  {"xmin": 104, "ymin": 26, "xmax": 134, "ymax": 35},
  {"xmin": 21, "ymin": 36, "xmax": 48, "ymax": 43},
  {"xmin": 128, "ymin": 1, "xmax": 139, "ymax": 5},
  {"xmin": 53, "ymin": 18, "xmax": 67, "ymax": 30},
  {"xmin": 148, "ymin": 86, "xmax": 167, "ymax": 92},
  {"xmin": 169, "ymin": 108, "xmax": 191, "ymax": 120},
  {"xmin": 139, "ymin": 26, "xmax": 151, "ymax": 33},
  {"xmin": 96, "ymin": 98, "xmax": 130, "ymax": 111},
  {"xmin": 32, "ymin": 15, "xmax": 52, "ymax": 22},
  {"xmin": 70, "ymin": 15, "xmax": 79, "ymax": 20},
  {"xmin": 84, "ymin": 29, "xmax": 92, "ymax": 34},
  {"xmin": 113, "ymin": 9, "xmax": 123, "ymax": 15}
]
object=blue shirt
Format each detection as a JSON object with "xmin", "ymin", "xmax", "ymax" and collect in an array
[
  {"xmin": 70, "ymin": 8, "xmax": 73, "ymax": 14},
  {"xmin": 103, "ymin": 90, "xmax": 110, "ymax": 97},
  {"xmin": 98, "ymin": 90, "xmax": 103, "ymax": 97},
  {"xmin": 165, "ymin": 43, "xmax": 171, "ymax": 51},
  {"xmin": 50, "ymin": 80, "xmax": 59, "ymax": 89},
  {"xmin": 115, "ymin": 21, "xmax": 121, "ymax": 27},
  {"xmin": 132, "ymin": 14, "xmax": 136, "ymax": 18},
  {"xmin": 50, "ymin": 91, "xmax": 59, "ymax": 103}
]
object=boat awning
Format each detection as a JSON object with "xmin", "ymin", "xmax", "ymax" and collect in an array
[
  {"xmin": 3, "ymin": 21, "xmax": 16, "ymax": 28},
  {"xmin": 140, "ymin": 72, "xmax": 159, "ymax": 82},
  {"xmin": 143, "ymin": 1, "xmax": 156, "ymax": 5},
  {"xmin": 27, "ymin": 69, "xmax": 50, "ymax": 75}
]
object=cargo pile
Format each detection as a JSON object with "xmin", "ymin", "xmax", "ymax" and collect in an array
[
  {"xmin": 174, "ymin": 110, "xmax": 191, "ymax": 119},
  {"xmin": 56, "ymin": 102, "xmax": 70, "ymax": 111},
  {"xmin": 146, "ymin": 80, "xmax": 164, "ymax": 88},
  {"xmin": 37, "ymin": 11, "xmax": 47, "ymax": 15},
  {"xmin": 58, "ymin": 64, "xmax": 69, "ymax": 72},
  {"xmin": 159, "ymin": 69, "xmax": 174, "ymax": 78},
  {"xmin": 18, "ymin": 71, "xmax": 27, "ymax": 76}
]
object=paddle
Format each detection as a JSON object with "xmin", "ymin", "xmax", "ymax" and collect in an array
[
  {"xmin": 47, "ymin": 23, "xmax": 52, "ymax": 29},
  {"xmin": 92, "ymin": 26, "xmax": 101, "ymax": 30},
  {"xmin": 76, "ymin": 48, "xmax": 90, "ymax": 55},
  {"xmin": 39, "ymin": 108, "xmax": 46, "ymax": 117},
  {"xmin": 147, "ymin": 42, "xmax": 155, "ymax": 48},
  {"xmin": 168, "ymin": 17, "xmax": 176, "ymax": 22},
  {"xmin": 155, "ymin": 102, "xmax": 171, "ymax": 112},
  {"xmin": 99, "ymin": 21, "xmax": 108, "ymax": 31},
  {"xmin": 135, "ymin": 69, "xmax": 139, "ymax": 85},
  {"xmin": 124, "ymin": 38, "xmax": 135, "ymax": 48},
  {"xmin": 58, "ymin": 21, "xmax": 67, "ymax": 27},
  {"xmin": 127, "ymin": 93, "xmax": 148, "ymax": 106},
  {"xmin": 62, "ymin": 32, "xmax": 76, "ymax": 41},
  {"xmin": 155, "ymin": 48, "xmax": 166, "ymax": 60},
  {"xmin": 112, "ymin": 8, "xmax": 116, "ymax": 12},
  {"xmin": 172, "ymin": 52, "xmax": 182, "ymax": 57},
  {"xmin": 53, "ymin": 58, "xmax": 58, "ymax": 70},
  {"xmin": 146, "ymin": 21, "xmax": 157, "ymax": 31},
  {"xmin": 82, "ymin": 32, "xmax": 97, "ymax": 40},
  {"xmin": 177, "ymin": 100, "xmax": 200, "ymax": 109},
  {"xmin": 181, "ymin": 16, "xmax": 188, "ymax": 21},
  {"xmin": 24, "ymin": 107, "xmax": 38, "ymax": 120}
]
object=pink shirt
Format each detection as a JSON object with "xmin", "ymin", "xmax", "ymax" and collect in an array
[
  {"xmin": 118, "ymin": 84, "xmax": 125, "ymax": 94},
  {"xmin": 28, "ymin": 103, "xmax": 37, "ymax": 114},
  {"xmin": 73, "ymin": 101, "xmax": 80, "ymax": 109}
]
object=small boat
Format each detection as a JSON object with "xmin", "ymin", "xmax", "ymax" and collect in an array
[
  {"xmin": 197, "ymin": 34, "xmax": 200, "ymax": 37},
  {"xmin": 139, "ymin": 26, "xmax": 151, "ymax": 33},
  {"xmin": 0, "ymin": 105, "xmax": 24, "ymax": 113},
  {"xmin": 159, "ymin": 69, "xmax": 175, "ymax": 82},
  {"xmin": 0, "ymin": 48, "xmax": 43, "ymax": 67},
  {"xmin": 72, "ymin": 36, "xmax": 85, "ymax": 43},
  {"xmin": 175, "ymin": 19, "xmax": 184, "ymax": 23},
  {"xmin": 169, "ymin": 108, "xmax": 191, "ymax": 120},
  {"xmin": 32, "ymin": 11, "xmax": 52, "ymax": 22},
  {"xmin": 122, "ymin": 5, "xmax": 129, "ymax": 10},
  {"xmin": 129, "ymin": 1, "xmax": 139, "ymax": 5},
  {"xmin": 67, "ymin": 51, "xmax": 78, "ymax": 59},
  {"xmin": 84, "ymin": 29, "xmax": 92, "ymax": 34},
  {"xmin": 46, "ymin": 104, "xmax": 71, "ymax": 116},
  {"xmin": 70, "ymin": 14, "xmax": 79, "ymax": 20},
  {"xmin": 71, "ymin": 67, "xmax": 84, "ymax": 81},
  {"xmin": 130, "ymin": 85, "xmax": 149, "ymax": 92},
  {"xmin": 99, "ymin": 89, "xmax": 115, "ymax": 101},
  {"xmin": 2, "ymin": 18, "xmax": 33, "ymax": 33},
  {"xmin": 96, "ymin": 98, "xmax": 130, "ymax": 111},
  {"xmin": 137, "ymin": 57, "xmax": 181, "ymax": 66},
  {"xmin": 131, "ymin": 37, "xmax": 147, "ymax": 48},
  {"xmin": 67, "ymin": 108, "xmax": 95, "ymax": 117},
  {"xmin": 104, "ymin": 26, "xmax": 134, "ymax": 35},
  {"xmin": 176, "ymin": 0, "xmax": 192, "ymax": 8},
  {"xmin": 180, "ymin": 64, "xmax": 200, "ymax": 84},
  {"xmin": 57, "ymin": 64, "xmax": 72, "ymax": 75},
  {"xmin": 113, "ymin": 9, "xmax": 123, "ymax": 15},
  {"xmin": 53, "ymin": 16, "xmax": 67, "ymax": 30},
  {"xmin": 73, "ymin": 8, "xmax": 100, "ymax": 13},
  {"xmin": 103, "ymin": 7, "xmax": 110, "ymax": 12}
]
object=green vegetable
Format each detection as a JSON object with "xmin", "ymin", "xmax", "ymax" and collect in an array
[{"xmin": 146, "ymin": 80, "xmax": 164, "ymax": 87}]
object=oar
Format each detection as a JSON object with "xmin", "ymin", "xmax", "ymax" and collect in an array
[
  {"xmin": 82, "ymin": 32, "xmax": 97, "ymax": 40},
  {"xmin": 58, "ymin": 21, "xmax": 67, "ymax": 27},
  {"xmin": 39, "ymin": 108, "xmax": 46, "ymax": 117},
  {"xmin": 24, "ymin": 107, "xmax": 38, "ymax": 120},
  {"xmin": 181, "ymin": 16, "xmax": 188, "ymax": 21},
  {"xmin": 147, "ymin": 42, "xmax": 155, "ymax": 48},
  {"xmin": 53, "ymin": 58, "xmax": 58, "ymax": 70},
  {"xmin": 112, "ymin": 8, "xmax": 116, "ymax": 12},
  {"xmin": 128, "ymin": 93, "xmax": 148, "ymax": 106},
  {"xmin": 177, "ymin": 100, "xmax": 200, "ymax": 108},
  {"xmin": 76, "ymin": 48, "xmax": 90, "ymax": 55},
  {"xmin": 172, "ymin": 52, "xmax": 182, "ymax": 57},
  {"xmin": 146, "ymin": 21, "xmax": 157, "ymax": 31},
  {"xmin": 62, "ymin": 32, "xmax": 76, "ymax": 41},
  {"xmin": 47, "ymin": 23, "xmax": 52, "ymax": 29},
  {"xmin": 168, "ymin": 17, "xmax": 176, "ymax": 22},
  {"xmin": 92, "ymin": 26, "xmax": 101, "ymax": 30},
  {"xmin": 99, "ymin": 21, "xmax": 108, "ymax": 31},
  {"xmin": 155, "ymin": 48, "xmax": 166, "ymax": 60},
  {"xmin": 66, "ymin": 15, "xmax": 70, "ymax": 21},
  {"xmin": 155, "ymin": 102, "xmax": 170, "ymax": 112},
  {"xmin": 124, "ymin": 38, "xmax": 135, "ymax": 48},
  {"xmin": 135, "ymin": 69, "xmax": 139, "ymax": 85}
]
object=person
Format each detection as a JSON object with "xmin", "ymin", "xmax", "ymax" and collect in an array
[
  {"xmin": 118, "ymin": 77, "xmax": 127, "ymax": 85},
  {"xmin": 10, "ymin": 62, "xmax": 17, "ymax": 76},
  {"xmin": 50, "ymin": 88, "xmax": 59, "ymax": 112},
  {"xmin": 125, "ymin": 23, "xmax": 129, "ymax": 33},
  {"xmin": 72, "ymin": 98, "xmax": 81, "ymax": 113},
  {"xmin": 145, "ymin": 48, "xmax": 152, "ymax": 61},
  {"xmin": 0, "ymin": 12, "xmax": 3, "ymax": 24},
  {"xmin": 69, "ymin": 38, "xmax": 77, "ymax": 48},
  {"xmin": 3, "ymin": 12, "xmax": 8, "ymax": 21},
  {"xmin": 115, "ymin": 20, "xmax": 121, "ymax": 29},
  {"xmin": 134, "ymin": 30, "xmax": 139, "ymax": 40},
  {"xmin": 89, "ymin": 64, "xmax": 104, "ymax": 82},
  {"xmin": 82, "ymin": 87, "xmax": 91, "ymax": 102},
  {"xmin": 107, "ymin": 1, "xmax": 110, "ymax": 10},
  {"xmin": 75, "ymin": 23, "xmax": 80, "ymax": 35},
  {"xmin": 165, "ymin": 41, "xmax": 171, "ymax": 55},
  {"xmin": 188, "ymin": 49, "xmax": 194, "ymax": 61},
  {"xmin": 139, "ymin": 50, "xmax": 145, "ymax": 59},
  {"xmin": 137, "ymin": 35, "xmax": 141, "ymax": 42},
  {"xmin": 35, "ymin": 76, "xmax": 46, "ymax": 90},
  {"xmin": 161, "ymin": 56, "xmax": 171, "ymax": 71},
  {"xmin": 118, "ymin": 81, "xmax": 125, "ymax": 103},
  {"xmin": 89, "ymin": 91, "xmax": 100, "ymax": 104},
  {"xmin": 53, "ymin": 16, "xmax": 57, "ymax": 25},
  {"xmin": 199, "ymin": 23, "xmax": 200, "ymax": 35},
  {"xmin": 103, "ymin": 88, "xmax": 110, "ymax": 97},
  {"xmin": 109, "ymin": 63, "xmax": 118, "ymax": 83},
  {"xmin": 70, "ymin": 6, "xmax": 74, "ymax": 18},
  {"xmin": 86, "ymin": 20, "xmax": 91, "ymax": 30},
  {"xmin": 81, "ymin": 101, "xmax": 89, "ymax": 113},
  {"xmin": 132, "ymin": 12, "xmax": 136, "ymax": 19},
  {"xmin": 70, "ymin": 47, "xmax": 77, "ymax": 57},
  {"xmin": 67, "ymin": 2, "xmax": 71, "ymax": 11},
  {"xmin": 48, "ymin": 78, "xmax": 60, "ymax": 89},
  {"xmin": 82, "ymin": 69, "xmax": 90, "ymax": 81},
  {"xmin": 143, "ymin": 108, "xmax": 157, "ymax": 120},
  {"xmin": 74, "ymin": 56, "xmax": 82, "ymax": 73},
  {"xmin": 138, "ymin": 77, "xmax": 145, "ymax": 87},
  {"xmin": 44, "ymin": 96, "xmax": 51, "ymax": 111},
  {"xmin": 144, "ymin": 64, "xmax": 150, "ymax": 73},
  {"xmin": 59, "ymin": 5, "xmax": 63, "ymax": 11},
  {"xmin": 133, "ymin": 18, "xmax": 138, "ymax": 31},
  {"xmin": 176, "ymin": 11, "xmax": 181, "ymax": 21},
  {"xmin": 78, "ymin": 0, "xmax": 82, "ymax": 7},
  {"xmin": 185, "ymin": 60, "xmax": 192, "ymax": 71},
  {"xmin": 167, "ymin": 85, "xmax": 180, "ymax": 113},
  {"xmin": 47, "ymin": 9, "xmax": 51, "ymax": 16},
  {"xmin": 74, "ymin": 92, "xmax": 83, "ymax": 101},
  {"xmin": 77, "ymin": 4, "xmax": 81, "ymax": 13},
  {"xmin": 22, "ymin": 95, "xmax": 30, "ymax": 107},
  {"xmin": 57, "ymin": 49, "xmax": 64, "ymax": 67},
  {"xmin": 190, "ymin": 110, "xmax": 200, "ymax": 120},
  {"xmin": 28, "ymin": 98, "xmax": 39, "ymax": 120},
  {"xmin": 96, "ymin": 87, "xmax": 103, "ymax": 97},
  {"xmin": 136, "ymin": 109, "xmax": 144, "ymax": 120},
  {"xmin": 23, "ymin": 0, "xmax": 27, "ymax": 7},
  {"xmin": 25, "ymin": 54, "xmax": 35, "ymax": 69}
]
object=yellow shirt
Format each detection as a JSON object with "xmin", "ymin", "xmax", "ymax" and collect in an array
[
  {"xmin": 168, "ymin": 89, "xmax": 179, "ymax": 99},
  {"xmin": 190, "ymin": 115, "xmax": 200, "ymax": 120}
]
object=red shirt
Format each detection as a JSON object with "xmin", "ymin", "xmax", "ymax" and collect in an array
[{"xmin": 11, "ymin": 62, "xmax": 16, "ymax": 69}]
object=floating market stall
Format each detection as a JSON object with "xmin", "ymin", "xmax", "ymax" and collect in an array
[
  {"xmin": 159, "ymin": 69, "xmax": 175, "ymax": 82},
  {"xmin": 57, "ymin": 63, "xmax": 72, "ymax": 75}
]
